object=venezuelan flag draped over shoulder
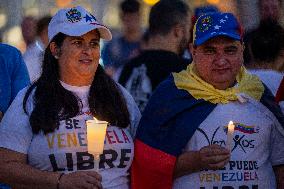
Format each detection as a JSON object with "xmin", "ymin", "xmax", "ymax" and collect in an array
[
  {"xmin": 173, "ymin": 63, "xmax": 264, "ymax": 104},
  {"xmin": 131, "ymin": 63, "xmax": 283, "ymax": 189}
]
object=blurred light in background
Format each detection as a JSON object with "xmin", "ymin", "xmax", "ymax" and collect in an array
[
  {"xmin": 206, "ymin": 0, "xmax": 220, "ymax": 4},
  {"xmin": 143, "ymin": 0, "xmax": 160, "ymax": 6},
  {"xmin": 56, "ymin": 0, "xmax": 72, "ymax": 8},
  {"xmin": 0, "ymin": 0, "xmax": 258, "ymax": 51},
  {"xmin": 0, "ymin": 14, "xmax": 7, "ymax": 29},
  {"xmin": 3, "ymin": 26, "xmax": 24, "ymax": 51},
  {"xmin": 24, "ymin": 7, "xmax": 40, "ymax": 16}
]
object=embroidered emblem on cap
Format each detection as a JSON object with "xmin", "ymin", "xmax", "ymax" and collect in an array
[
  {"xmin": 198, "ymin": 16, "xmax": 213, "ymax": 32},
  {"xmin": 84, "ymin": 14, "xmax": 97, "ymax": 23},
  {"xmin": 66, "ymin": 8, "xmax": 82, "ymax": 23}
]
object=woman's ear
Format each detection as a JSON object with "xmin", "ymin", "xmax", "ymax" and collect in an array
[{"xmin": 49, "ymin": 42, "xmax": 60, "ymax": 59}]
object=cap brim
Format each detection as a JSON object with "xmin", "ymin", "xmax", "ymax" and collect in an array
[
  {"xmin": 91, "ymin": 23, "xmax": 112, "ymax": 41},
  {"xmin": 195, "ymin": 32, "xmax": 241, "ymax": 46}
]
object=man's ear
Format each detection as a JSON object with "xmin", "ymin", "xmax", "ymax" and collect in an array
[
  {"xmin": 241, "ymin": 42, "xmax": 245, "ymax": 52},
  {"xmin": 173, "ymin": 24, "xmax": 184, "ymax": 39},
  {"xmin": 189, "ymin": 43, "xmax": 196, "ymax": 56}
]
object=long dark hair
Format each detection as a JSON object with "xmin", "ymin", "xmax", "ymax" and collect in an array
[{"xmin": 23, "ymin": 33, "xmax": 130, "ymax": 134}]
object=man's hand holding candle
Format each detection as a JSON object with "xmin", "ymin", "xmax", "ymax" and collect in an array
[{"xmin": 198, "ymin": 144, "xmax": 230, "ymax": 171}]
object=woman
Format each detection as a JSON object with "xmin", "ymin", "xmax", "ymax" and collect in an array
[{"xmin": 0, "ymin": 6, "xmax": 140, "ymax": 189}]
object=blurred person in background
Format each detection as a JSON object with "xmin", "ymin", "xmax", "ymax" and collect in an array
[
  {"xmin": 23, "ymin": 16, "xmax": 52, "ymax": 82},
  {"xmin": 101, "ymin": 0, "xmax": 143, "ymax": 81},
  {"xmin": 245, "ymin": 21, "xmax": 284, "ymax": 96},
  {"xmin": 0, "ymin": 6, "xmax": 140, "ymax": 189},
  {"xmin": 131, "ymin": 12, "xmax": 284, "ymax": 189},
  {"xmin": 0, "ymin": 43, "xmax": 30, "ymax": 122},
  {"xmin": 0, "ymin": 43, "xmax": 30, "ymax": 189},
  {"xmin": 118, "ymin": 0, "xmax": 191, "ymax": 112},
  {"xmin": 244, "ymin": 0, "xmax": 283, "ymax": 64},
  {"xmin": 21, "ymin": 16, "xmax": 37, "ymax": 51},
  {"xmin": 276, "ymin": 76, "xmax": 284, "ymax": 113},
  {"xmin": 259, "ymin": 0, "xmax": 282, "ymax": 23}
]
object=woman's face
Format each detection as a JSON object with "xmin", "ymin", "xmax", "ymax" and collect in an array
[{"xmin": 56, "ymin": 30, "xmax": 100, "ymax": 86}]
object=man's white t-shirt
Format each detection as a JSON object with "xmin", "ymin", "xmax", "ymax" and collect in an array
[
  {"xmin": 23, "ymin": 39, "xmax": 45, "ymax": 82},
  {"xmin": 173, "ymin": 95, "xmax": 284, "ymax": 189},
  {"xmin": 0, "ymin": 82, "xmax": 141, "ymax": 189},
  {"xmin": 249, "ymin": 69, "xmax": 284, "ymax": 115}
]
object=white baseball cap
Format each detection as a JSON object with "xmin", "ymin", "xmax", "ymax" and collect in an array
[{"xmin": 48, "ymin": 6, "xmax": 112, "ymax": 42}]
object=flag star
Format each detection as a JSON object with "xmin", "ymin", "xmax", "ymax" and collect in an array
[
  {"xmin": 214, "ymin": 25, "xmax": 221, "ymax": 29},
  {"xmin": 220, "ymin": 19, "xmax": 226, "ymax": 23},
  {"xmin": 225, "ymin": 15, "xmax": 228, "ymax": 19},
  {"xmin": 84, "ymin": 14, "xmax": 93, "ymax": 22}
]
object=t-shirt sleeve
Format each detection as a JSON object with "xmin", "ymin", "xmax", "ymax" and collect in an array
[
  {"xmin": 0, "ymin": 87, "xmax": 33, "ymax": 154},
  {"xmin": 270, "ymin": 123, "xmax": 284, "ymax": 166},
  {"xmin": 117, "ymin": 83, "xmax": 141, "ymax": 139}
]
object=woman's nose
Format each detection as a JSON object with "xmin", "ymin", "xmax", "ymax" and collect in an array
[{"xmin": 82, "ymin": 43, "xmax": 92, "ymax": 53}]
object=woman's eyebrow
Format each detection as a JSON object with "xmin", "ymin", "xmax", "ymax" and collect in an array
[{"xmin": 69, "ymin": 37, "xmax": 83, "ymax": 41}]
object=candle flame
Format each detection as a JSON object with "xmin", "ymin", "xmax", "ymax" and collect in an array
[
  {"xmin": 92, "ymin": 117, "xmax": 108, "ymax": 124},
  {"xmin": 93, "ymin": 117, "xmax": 99, "ymax": 122},
  {"xmin": 226, "ymin": 120, "xmax": 235, "ymax": 150}
]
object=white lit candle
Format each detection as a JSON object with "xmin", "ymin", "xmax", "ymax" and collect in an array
[
  {"xmin": 226, "ymin": 121, "xmax": 235, "ymax": 150},
  {"xmin": 86, "ymin": 117, "xmax": 108, "ymax": 170}
]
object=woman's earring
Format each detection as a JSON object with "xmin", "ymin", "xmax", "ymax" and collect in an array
[{"xmin": 54, "ymin": 55, "xmax": 59, "ymax": 59}]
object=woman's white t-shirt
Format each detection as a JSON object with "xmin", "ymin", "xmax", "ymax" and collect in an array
[{"xmin": 0, "ymin": 82, "xmax": 141, "ymax": 189}]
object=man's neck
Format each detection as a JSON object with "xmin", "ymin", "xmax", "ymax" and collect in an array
[
  {"xmin": 124, "ymin": 29, "xmax": 142, "ymax": 42},
  {"xmin": 146, "ymin": 35, "xmax": 179, "ymax": 54}
]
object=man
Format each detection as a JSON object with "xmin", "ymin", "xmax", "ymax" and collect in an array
[
  {"xmin": 101, "ymin": 0, "xmax": 143, "ymax": 80},
  {"xmin": 21, "ymin": 16, "xmax": 37, "ymax": 50},
  {"xmin": 0, "ymin": 43, "xmax": 30, "ymax": 121},
  {"xmin": 118, "ymin": 0, "xmax": 191, "ymax": 111},
  {"xmin": 0, "ymin": 43, "xmax": 30, "ymax": 189},
  {"xmin": 245, "ymin": 21, "xmax": 284, "ymax": 96},
  {"xmin": 259, "ymin": 0, "xmax": 282, "ymax": 23},
  {"xmin": 23, "ymin": 16, "xmax": 52, "ymax": 82},
  {"xmin": 131, "ymin": 12, "xmax": 284, "ymax": 189}
]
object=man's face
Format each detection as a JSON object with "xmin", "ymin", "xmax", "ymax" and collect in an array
[
  {"xmin": 21, "ymin": 17, "xmax": 37, "ymax": 45},
  {"xmin": 121, "ymin": 12, "xmax": 141, "ymax": 33},
  {"xmin": 192, "ymin": 36, "xmax": 244, "ymax": 90}
]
